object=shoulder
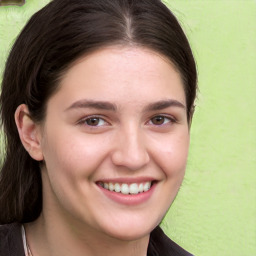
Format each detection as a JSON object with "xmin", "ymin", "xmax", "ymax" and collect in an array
[
  {"xmin": 148, "ymin": 226, "xmax": 194, "ymax": 256},
  {"xmin": 0, "ymin": 223, "xmax": 25, "ymax": 256}
]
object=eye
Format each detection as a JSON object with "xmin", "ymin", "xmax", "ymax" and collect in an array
[
  {"xmin": 148, "ymin": 115, "xmax": 175, "ymax": 126},
  {"xmin": 79, "ymin": 116, "xmax": 108, "ymax": 127}
]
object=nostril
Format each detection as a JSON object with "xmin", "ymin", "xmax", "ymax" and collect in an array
[
  {"xmin": 111, "ymin": 150, "xmax": 150, "ymax": 170},
  {"xmin": 111, "ymin": 131, "xmax": 150, "ymax": 170}
]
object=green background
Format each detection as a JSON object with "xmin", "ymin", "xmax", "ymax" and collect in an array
[{"xmin": 0, "ymin": 1, "xmax": 255, "ymax": 255}]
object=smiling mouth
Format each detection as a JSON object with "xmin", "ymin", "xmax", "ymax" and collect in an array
[{"xmin": 97, "ymin": 181, "xmax": 154, "ymax": 195}]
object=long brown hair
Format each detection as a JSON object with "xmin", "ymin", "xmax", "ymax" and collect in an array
[{"xmin": 0, "ymin": 0, "xmax": 197, "ymax": 224}]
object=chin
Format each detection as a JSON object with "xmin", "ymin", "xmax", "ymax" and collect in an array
[
  {"xmin": 106, "ymin": 228, "xmax": 152, "ymax": 242},
  {"xmin": 99, "ymin": 217, "xmax": 159, "ymax": 242}
]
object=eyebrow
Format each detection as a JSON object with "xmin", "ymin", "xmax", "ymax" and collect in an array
[
  {"xmin": 65, "ymin": 100, "xmax": 117, "ymax": 112},
  {"xmin": 143, "ymin": 99, "xmax": 186, "ymax": 112},
  {"xmin": 65, "ymin": 99, "xmax": 185, "ymax": 112}
]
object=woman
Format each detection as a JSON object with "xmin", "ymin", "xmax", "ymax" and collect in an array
[{"xmin": 0, "ymin": 0, "xmax": 197, "ymax": 255}]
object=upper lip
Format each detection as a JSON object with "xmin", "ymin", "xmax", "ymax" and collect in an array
[{"xmin": 96, "ymin": 177, "xmax": 157, "ymax": 184}]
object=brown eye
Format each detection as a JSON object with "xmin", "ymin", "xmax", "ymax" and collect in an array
[
  {"xmin": 85, "ymin": 117, "xmax": 105, "ymax": 126},
  {"xmin": 149, "ymin": 115, "xmax": 173, "ymax": 126},
  {"xmin": 151, "ymin": 116, "xmax": 165, "ymax": 125}
]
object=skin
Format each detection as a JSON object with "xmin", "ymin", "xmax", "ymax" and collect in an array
[{"xmin": 16, "ymin": 46, "xmax": 190, "ymax": 256}]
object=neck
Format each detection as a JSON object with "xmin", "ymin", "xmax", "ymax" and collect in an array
[{"xmin": 25, "ymin": 214, "xmax": 149, "ymax": 256}]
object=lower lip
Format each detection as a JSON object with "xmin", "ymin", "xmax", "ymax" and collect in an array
[{"xmin": 97, "ymin": 183, "xmax": 156, "ymax": 206}]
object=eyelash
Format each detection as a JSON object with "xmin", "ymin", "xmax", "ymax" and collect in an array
[
  {"xmin": 77, "ymin": 115, "xmax": 109, "ymax": 127},
  {"xmin": 77, "ymin": 114, "xmax": 176, "ymax": 128},
  {"xmin": 147, "ymin": 115, "xmax": 176, "ymax": 126}
]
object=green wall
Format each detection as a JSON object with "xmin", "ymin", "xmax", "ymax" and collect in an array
[{"xmin": 0, "ymin": 1, "xmax": 255, "ymax": 255}]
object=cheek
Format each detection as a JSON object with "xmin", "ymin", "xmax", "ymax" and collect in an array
[
  {"xmin": 40, "ymin": 132, "xmax": 112, "ymax": 212},
  {"xmin": 41, "ymin": 130, "xmax": 111, "ymax": 179},
  {"xmin": 152, "ymin": 132, "xmax": 190, "ymax": 178}
]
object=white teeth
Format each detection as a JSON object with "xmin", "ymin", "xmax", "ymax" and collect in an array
[
  {"xmin": 129, "ymin": 183, "xmax": 139, "ymax": 194},
  {"xmin": 139, "ymin": 183, "xmax": 144, "ymax": 193},
  {"xmin": 144, "ymin": 182, "xmax": 151, "ymax": 192},
  {"xmin": 109, "ymin": 183, "xmax": 114, "ymax": 191},
  {"xmin": 114, "ymin": 183, "xmax": 121, "ymax": 193},
  {"xmin": 121, "ymin": 184, "xmax": 129, "ymax": 194},
  {"xmin": 100, "ymin": 181, "xmax": 153, "ymax": 195}
]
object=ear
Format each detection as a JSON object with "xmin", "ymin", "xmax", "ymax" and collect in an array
[{"xmin": 15, "ymin": 104, "xmax": 44, "ymax": 161}]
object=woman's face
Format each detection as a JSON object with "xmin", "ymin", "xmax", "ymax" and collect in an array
[{"xmin": 38, "ymin": 46, "xmax": 189, "ymax": 240}]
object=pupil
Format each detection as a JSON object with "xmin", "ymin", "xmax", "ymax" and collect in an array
[
  {"xmin": 152, "ymin": 116, "xmax": 164, "ymax": 125},
  {"xmin": 87, "ymin": 118, "xmax": 99, "ymax": 126}
]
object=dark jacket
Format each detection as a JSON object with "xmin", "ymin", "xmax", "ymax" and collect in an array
[{"xmin": 0, "ymin": 223, "xmax": 193, "ymax": 256}]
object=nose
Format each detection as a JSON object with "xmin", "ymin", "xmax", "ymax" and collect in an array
[{"xmin": 111, "ymin": 127, "xmax": 150, "ymax": 171}]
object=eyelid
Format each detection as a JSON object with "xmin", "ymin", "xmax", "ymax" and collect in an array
[
  {"xmin": 76, "ymin": 113, "xmax": 177, "ymax": 128},
  {"xmin": 77, "ymin": 115, "xmax": 110, "ymax": 127},
  {"xmin": 147, "ymin": 114, "xmax": 177, "ymax": 126}
]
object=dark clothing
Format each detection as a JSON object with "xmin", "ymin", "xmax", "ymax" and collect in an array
[
  {"xmin": 148, "ymin": 226, "xmax": 193, "ymax": 256},
  {"xmin": 0, "ymin": 223, "xmax": 193, "ymax": 256}
]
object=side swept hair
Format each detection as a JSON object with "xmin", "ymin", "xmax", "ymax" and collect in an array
[{"xmin": 0, "ymin": 0, "xmax": 197, "ymax": 224}]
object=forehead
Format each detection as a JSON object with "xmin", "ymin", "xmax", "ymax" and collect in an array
[
  {"xmin": 67, "ymin": 46, "xmax": 180, "ymax": 81},
  {"xmin": 49, "ymin": 46, "xmax": 186, "ymax": 110}
]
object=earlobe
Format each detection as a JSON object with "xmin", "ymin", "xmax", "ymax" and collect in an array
[{"xmin": 15, "ymin": 104, "xmax": 44, "ymax": 161}]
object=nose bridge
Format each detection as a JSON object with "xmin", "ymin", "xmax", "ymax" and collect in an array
[{"xmin": 111, "ymin": 124, "xmax": 150, "ymax": 170}]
